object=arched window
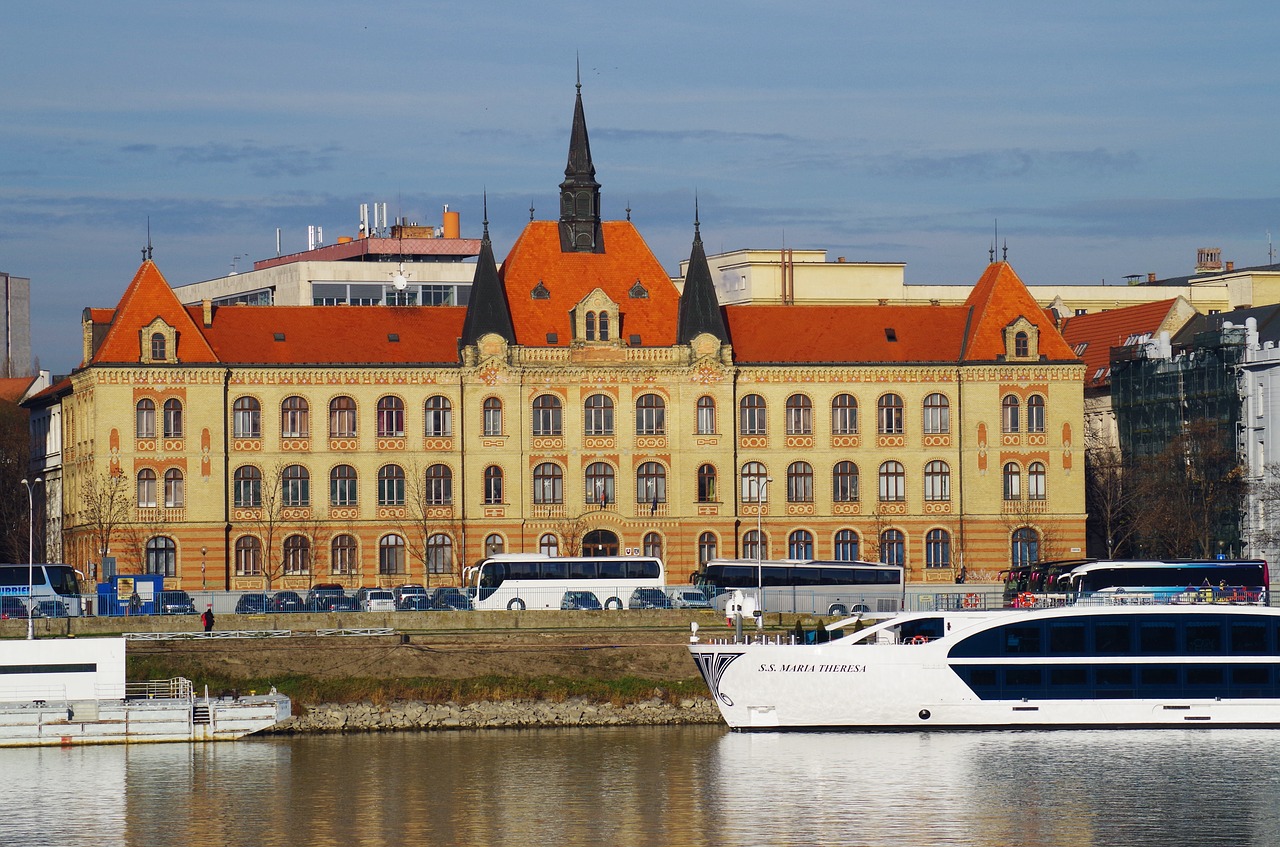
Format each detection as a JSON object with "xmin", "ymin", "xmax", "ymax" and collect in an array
[
  {"xmin": 636, "ymin": 393, "xmax": 666, "ymax": 435},
  {"xmin": 741, "ymin": 461, "xmax": 769, "ymax": 503},
  {"xmin": 585, "ymin": 462, "xmax": 614, "ymax": 506},
  {"xmin": 329, "ymin": 396, "xmax": 357, "ymax": 438},
  {"xmin": 697, "ymin": 464, "xmax": 718, "ymax": 503},
  {"xmin": 424, "ymin": 396, "xmax": 453, "ymax": 437},
  {"xmin": 923, "ymin": 460, "xmax": 950, "ymax": 502},
  {"xmin": 163, "ymin": 468, "xmax": 184, "ymax": 508},
  {"xmin": 482, "ymin": 397, "xmax": 503, "ymax": 436},
  {"xmin": 379, "ymin": 534, "xmax": 406, "ymax": 575},
  {"xmin": 877, "ymin": 393, "xmax": 904, "ymax": 435},
  {"xmin": 283, "ymin": 535, "xmax": 310, "ymax": 575},
  {"xmin": 162, "ymin": 399, "xmax": 183, "ymax": 438},
  {"xmin": 484, "ymin": 533, "xmax": 505, "ymax": 555},
  {"xmin": 331, "ymin": 535, "xmax": 357, "ymax": 575},
  {"xmin": 1028, "ymin": 461, "xmax": 1047, "ymax": 500},
  {"xmin": 833, "ymin": 461, "xmax": 859, "ymax": 502},
  {"xmin": 1002, "ymin": 395, "xmax": 1020, "ymax": 434},
  {"xmin": 533, "ymin": 463, "xmax": 563, "ymax": 505},
  {"xmin": 1003, "ymin": 462, "xmax": 1022, "ymax": 500},
  {"xmin": 1012, "ymin": 527, "xmax": 1040, "ymax": 566},
  {"xmin": 282, "ymin": 464, "xmax": 310, "ymax": 507},
  {"xmin": 282, "ymin": 396, "xmax": 309, "ymax": 438},
  {"xmin": 137, "ymin": 468, "xmax": 157, "ymax": 508},
  {"xmin": 1014, "ymin": 331, "xmax": 1030, "ymax": 358},
  {"xmin": 698, "ymin": 532, "xmax": 718, "ymax": 564},
  {"xmin": 636, "ymin": 462, "xmax": 666, "ymax": 507},
  {"xmin": 585, "ymin": 311, "xmax": 596, "ymax": 340},
  {"xmin": 878, "ymin": 461, "xmax": 905, "ymax": 502},
  {"xmin": 376, "ymin": 395, "xmax": 405, "ymax": 438},
  {"xmin": 146, "ymin": 536, "xmax": 177, "ymax": 577},
  {"xmin": 786, "ymin": 461, "xmax": 814, "ymax": 503},
  {"xmin": 378, "ymin": 464, "xmax": 405, "ymax": 506},
  {"xmin": 426, "ymin": 464, "xmax": 453, "ymax": 505},
  {"xmin": 598, "ymin": 311, "xmax": 610, "ymax": 341},
  {"xmin": 233, "ymin": 396, "xmax": 261, "ymax": 438},
  {"xmin": 539, "ymin": 533, "xmax": 560, "ymax": 556},
  {"xmin": 233, "ymin": 465, "xmax": 262, "ymax": 508},
  {"xmin": 643, "ymin": 531, "xmax": 662, "ymax": 558},
  {"xmin": 696, "ymin": 396, "xmax": 716, "ymax": 435},
  {"xmin": 234, "ymin": 536, "xmax": 261, "ymax": 576},
  {"xmin": 832, "ymin": 394, "xmax": 858, "ymax": 435},
  {"xmin": 1027, "ymin": 395, "xmax": 1045, "ymax": 434},
  {"xmin": 834, "ymin": 529, "xmax": 859, "ymax": 561},
  {"xmin": 880, "ymin": 529, "xmax": 905, "ymax": 567},
  {"xmin": 484, "ymin": 466, "xmax": 504, "ymax": 504},
  {"xmin": 923, "ymin": 393, "xmax": 950, "ymax": 434},
  {"xmin": 532, "ymin": 394, "xmax": 562, "ymax": 436},
  {"xmin": 330, "ymin": 464, "xmax": 357, "ymax": 506},
  {"xmin": 151, "ymin": 333, "xmax": 166, "ymax": 361},
  {"xmin": 925, "ymin": 529, "xmax": 951, "ymax": 569},
  {"xmin": 584, "ymin": 394, "xmax": 614, "ymax": 436},
  {"xmin": 743, "ymin": 529, "xmax": 768, "ymax": 560},
  {"xmin": 788, "ymin": 529, "xmax": 814, "ymax": 559},
  {"xmin": 785, "ymin": 394, "xmax": 812, "ymax": 435},
  {"xmin": 739, "ymin": 394, "xmax": 767, "ymax": 435},
  {"xmin": 136, "ymin": 399, "xmax": 156, "ymax": 439},
  {"xmin": 426, "ymin": 534, "xmax": 452, "ymax": 574}
]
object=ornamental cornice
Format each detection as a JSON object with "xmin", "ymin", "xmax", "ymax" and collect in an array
[
  {"xmin": 737, "ymin": 366, "xmax": 960, "ymax": 384},
  {"xmin": 229, "ymin": 369, "xmax": 449, "ymax": 387},
  {"xmin": 90, "ymin": 368, "xmax": 224, "ymax": 387}
]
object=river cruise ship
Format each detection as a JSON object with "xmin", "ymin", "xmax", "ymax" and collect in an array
[
  {"xmin": 0, "ymin": 637, "xmax": 291, "ymax": 746},
  {"xmin": 689, "ymin": 604, "xmax": 1280, "ymax": 730}
]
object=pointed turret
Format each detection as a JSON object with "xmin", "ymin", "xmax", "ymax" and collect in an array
[
  {"xmin": 676, "ymin": 206, "xmax": 728, "ymax": 345},
  {"xmin": 558, "ymin": 74, "xmax": 604, "ymax": 253},
  {"xmin": 460, "ymin": 202, "xmax": 515, "ymax": 346}
]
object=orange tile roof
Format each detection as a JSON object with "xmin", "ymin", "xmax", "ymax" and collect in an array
[
  {"xmin": 961, "ymin": 262, "xmax": 1078, "ymax": 361},
  {"xmin": 91, "ymin": 261, "xmax": 218, "ymax": 365},
  {"xmin": 0, "ymin": 376, "xmax": 36, "ymax": 404},
  {"xmin": 498, "ymin": 221, "xmax": 681, "ymax": 346},
  {"xmin": 1060, "ymin": 298, "xmax": 1180, "ymax": 388},
  {"xmin": 726, "ymin": 304, "xmax": 971, "ymax": 363},
  {"xmin": 194, "ymin": 305, "xmax": 466, "ymax": 365}
]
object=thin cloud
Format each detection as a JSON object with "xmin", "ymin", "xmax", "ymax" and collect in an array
[
  {"xmin": 119, "ymin": 141, "xmax": 343, "ymax": 178},
  {"xmin": 868, "ymin": 148, "xmax": 1141, "ymax": 180}
]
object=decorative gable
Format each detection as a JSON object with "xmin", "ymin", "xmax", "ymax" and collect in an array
[
  {"xmin": 140, "ymin": 318, "xmax": 177, "ymax": 364},
  {"xmin": 1002, "ymin": 316, "xmax": 1040, "ymax": 361},
  {"xmin": 572, "ymin": 288, "xmax": 620, "ymax": 343}
]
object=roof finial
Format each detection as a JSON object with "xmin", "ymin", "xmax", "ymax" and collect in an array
[
  {"xmin": 529, "ymin": 201, "xmax": 535, "ymax": 222},
  {"xmin": 626, "ymin": 202, "xmax": 631, "ymax": 222},
  {"xmin": 1002, "ymin": 239, "xmax": 1008, "ymax": 262},
  {"xmin": 694, "ymin": 193, "xmax": 701, "ymax": 239},
  {"xmin": 576, "ymin": 52, "xmax": 581, "ymax": 93},
  {"xmin": 145, "ymin": 216, "xmax": 154, "ymax": 261},
  {"xmin": 482, "ymin": 190, "xmax": 489, "ymax": 239},
  {"xmin": 989, "ymin": 241, "xmax": 995, "ymax": 263}
]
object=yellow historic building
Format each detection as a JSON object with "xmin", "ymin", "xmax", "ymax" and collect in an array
[{"xmin": 38, "ymin": 85, "xmax": 1086, "ymax": 591}]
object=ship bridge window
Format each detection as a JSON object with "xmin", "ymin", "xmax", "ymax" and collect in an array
[
  {"xmin": 897, "ymin": 618, "xmax": 944, "ymax": 643},
  {"xmin": 1094, "ymin": 622, "xmax": 1132, "ymax": 654},
  {"xmin": 1186, "ymin": 622, "xmax": 1223, "ymax": 654},
  {"xmin": 1138, "ymin": 621, "xmax": 1177, "ymax": 653},
  {"xmin": 1003, "ymin": 624, "xmax": 1042, "ymax": 655},
  {"xmin": 1231, "ymin": 622, "xmax": 1270, "ymax": 653},
  {"xmin": 1047, "ymin": 623, "xmax": 1085, "ymax": 654}
]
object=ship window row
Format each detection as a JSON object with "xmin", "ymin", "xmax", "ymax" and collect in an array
[
  {"xmin": 954, "ymin": 663, "xmax": 1280, "ymax": 701},
  {"xmin": 949, "ymin": 614, "xmax": 1279, "ymax": 659}
]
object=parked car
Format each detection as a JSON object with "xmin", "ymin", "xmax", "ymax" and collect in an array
[
  {"xmin": 560, "ymin": 590, "xmax": 602, "ymax": 611},
  {"xmin": 396, "ymin": 594, "xmax": 432, "ymax": 611},
  {"xmin": 306, "ymin": 583, "xmax": 348, "ymax": 612},
  {"xmin": 157, "ymin": 590, "xmax": 197, "ymax": 615},
  {"xmin": 359, "ymin": 588, "xmax": 396, "ymax": 612},
  {"xmin": 271, "ymin": 591, "xmax": 304, "ymax": 613},
  {"xmin": 430, "ymin": 587, "xmax": 473, "ymax": 611},
  {"xmin": 393, "ymin": 584, "xmax": 427, "ymax": 605},
  {"xmin": 0, "ymin": 597, "xmax": 29, "ymax": 619},
  {"xmin": 234, "ymin": 593, "xmax": 271, "ymax": 614},
  {"xmin": 666, "ymin": 588, "xmax": 713, "ymax": 610},
  {"xmin": 628, "ymin": 588, "xmax": 672, "ymax": 610},
  {"xmin": 33, "ymin": 599, "xmax": 69, "ymax": 618},
  {"xmin": 328, "ymin": 594, "xmax": 359, "ymax": 612}
]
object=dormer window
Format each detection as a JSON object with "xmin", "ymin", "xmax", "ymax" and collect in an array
[
  {"xmin": 629, "ymin": 280, "xmax": 648, "ymax": 299},
  {"xmin": 1014, "ymin": 331, "xmax": 1029, "ymax": 358},
  {"xmin": 573, "ymin": 289, "xmax": 619, "ymax": 344},
  {"xmin": 151, "ymin": 333, "xmax": 166, "ymax": 360},
  {"xmin": 531, "ymin": 281, "xmax": 550, "ymax": 300},
  {"xmin": 1003, "ymin": 317, "xmax": 1040, "ymax": 361},
  {"xmin": 585, "ymin": 312, "xmax": 596, "ymax": 341},
  {"xmin": 140, "ymin": 319, "xmax": 176, "ymax": 364},
  {"xmin": 598, "ymin": 312, "xmax": 610, "ymax": 341}
]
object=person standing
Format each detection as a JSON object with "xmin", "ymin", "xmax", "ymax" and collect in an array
[{"xmin": 201, "ymin": 605, "xmax": 215, "ymax": 632}]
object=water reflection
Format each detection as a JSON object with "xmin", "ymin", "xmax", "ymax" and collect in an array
[{"xmin": 4, "ymin": 727, "xmax": 1280, "ymax": 846}]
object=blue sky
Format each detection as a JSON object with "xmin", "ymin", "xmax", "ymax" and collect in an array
[{"xmin": 4, "ymin": 1, "xmax": 1279, "ymax": 374}]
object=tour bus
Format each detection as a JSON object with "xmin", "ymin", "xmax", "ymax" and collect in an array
[
  {"xmin": 463, "ymin": 553, "xmax": 665, "ymax": 611},
  {"xmin": 1063, "ymin": 559, "xmax": 1269, "ymax": 605},
  {"xmin": 691, "ymin": 558, "xmax": 906, "ymax": 616},
  {"xmin": 0, "ymin": 563, "xmax": 86, "ymax": 616},
  {"xmin": 999, "ymin": 558, "xmax": 1093, "ymax": 606}
]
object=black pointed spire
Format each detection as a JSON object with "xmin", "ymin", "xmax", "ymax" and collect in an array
[
  {"xmin": 461, "ymin": 192, "xmax": 516, "ymax": 347},
  {"xmin": 677, "ymin": 204, "xmax": 728, "ymax": 345},
  {"xmin": 558, "ymin": 74, "xmax": 604, "ymax": 253}
]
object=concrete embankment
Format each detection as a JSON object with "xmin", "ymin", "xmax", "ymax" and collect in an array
[{"xmin": 274, "ymin": 695, "xmax": 721, "ymax": 734}]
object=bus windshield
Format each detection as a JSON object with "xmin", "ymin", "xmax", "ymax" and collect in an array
[{"xmin": 1000, "ymin": 559, "xmax": 1092, "ymax": 605}]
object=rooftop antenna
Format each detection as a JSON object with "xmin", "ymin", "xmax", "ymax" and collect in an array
[
  {"xmin": 389, "ymin": 205, "xmax": 409, "ymax": 291},
  {"xmin": 1270, "ymin": 231, "xmax": 1276, "ymax": 266},
  {"xmin": 530, "ymin": 201, "xmax": 535, "ymax": 222}
]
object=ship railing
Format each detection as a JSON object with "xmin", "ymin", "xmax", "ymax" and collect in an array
[{"xmin": 120, "ymin": 678, "xmax": 195, "ymax": 702}]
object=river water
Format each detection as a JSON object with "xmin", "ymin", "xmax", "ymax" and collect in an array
[{"xmin": 6, "ymin": 726, "xmax": 1280, "ymax": 847}]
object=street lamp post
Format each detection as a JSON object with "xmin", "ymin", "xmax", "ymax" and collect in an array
[{"xmin": 20, "ymin": 477, "xmax": 42, "ymax": 640}]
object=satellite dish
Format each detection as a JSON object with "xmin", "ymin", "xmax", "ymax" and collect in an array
[{"xmin": 391, "ymin": 262, "xmax": 410, "ymax": 291}]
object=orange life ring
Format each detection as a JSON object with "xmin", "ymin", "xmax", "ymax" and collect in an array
[
  {"xmin": 1017, "ymin": 592, "xmax": 1037, "ymax": 608},
  {"xmin": 962, "ymin": 593, "xmax": 981, "ymax": 609},
  {"xmin": 909, "ymin": 635, "xmax": 928, "ymax": 644}
]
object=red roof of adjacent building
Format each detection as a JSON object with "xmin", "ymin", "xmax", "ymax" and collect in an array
[
  {"xmin": 498, "ymin": 221, "xmax": 681, "ymax": 347},
  {"xmin": 1060, "ymin": 298, "xmax": 1184, "ymax": 388}
]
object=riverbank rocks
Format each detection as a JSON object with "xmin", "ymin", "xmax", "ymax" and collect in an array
[{"xmin": 271, "ymin": 695, "xmax": 721, "ymax": 734}]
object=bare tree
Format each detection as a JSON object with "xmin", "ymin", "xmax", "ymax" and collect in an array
[
  {"xmin": 291, "ymin": 508, "xmax": 332, "ymax": 589},
  {"xmin": 81, "ymin": 469, "xmax": 130, "ymax": 569},
  {"xmin": 553, "ymin": 512, "xmax": 594, "ymax": 557},
  {"xmin": 0, "ymin": 400, "xmax": 33, "ymax": 562},
  {"xmin": 1084, "ymin": 438, "xmax": 1140, "ymax": 558},
  {"xmin": 247, "ymin": 461, "xmax": 288, "ymax": 590}
]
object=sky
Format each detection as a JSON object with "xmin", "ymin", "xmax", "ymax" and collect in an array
[{"xmin": 3, "ymin": 1, "xmax": 1280, "ymax": 375}]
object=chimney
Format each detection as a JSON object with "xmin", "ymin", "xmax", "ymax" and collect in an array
[
  {"xmin": 202, "ymin": 299, "xmax": 213, "ymax": 328},
  {"xmin": 1147, "ymin": 272, "xmax": 1157, "ymax": 283},
  {"xmin": 1227, "ymin": 261, "xmax": 1235, "ymax": 272},
  {"xmin": 836, "ymin": 257, "xmax": 846, "ymax": 263}
]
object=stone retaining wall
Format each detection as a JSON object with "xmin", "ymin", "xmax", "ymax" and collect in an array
[{"xmin": 272, "ymin": 695, "xmax": 722, "ymax": 734}]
